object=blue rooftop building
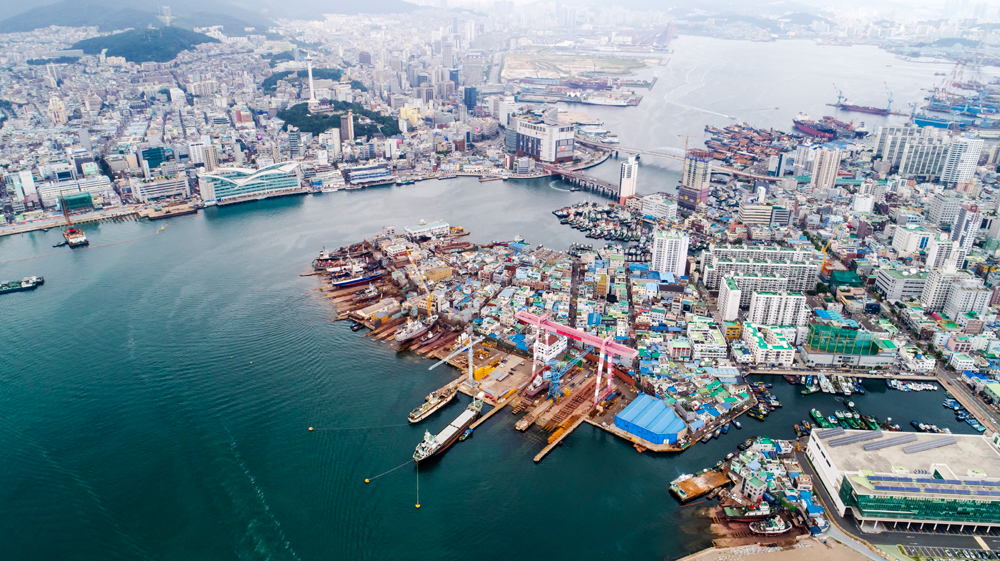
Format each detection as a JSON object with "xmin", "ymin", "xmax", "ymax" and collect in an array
[{"xmin": 614, "ymin": 394, "xmax": 688, "ymax": 445}]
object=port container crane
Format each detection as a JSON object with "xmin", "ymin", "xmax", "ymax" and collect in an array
[{"xmin": 546, "ymin": 345, "xmax": 594, "ymax": 400}]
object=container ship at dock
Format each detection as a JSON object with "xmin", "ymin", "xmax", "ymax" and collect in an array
[{"xmin": 413, "ymin": 394, "xmax": 484, "ymax": 463}]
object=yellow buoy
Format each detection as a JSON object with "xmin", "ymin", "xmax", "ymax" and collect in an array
[
  {"xmin": 308, "ymin": 427, "xmax": 314, "ymax": 431},
  {"xmin": 415, "ymin": 504, "xmax": 420, "ymax": 509},
  {"xmin": 365, "ymin": 479, "xmax": 370, "ymax": 484}
]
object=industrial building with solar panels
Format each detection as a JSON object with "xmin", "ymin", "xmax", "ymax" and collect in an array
[{"xmin": 807, "ymin": 428, "xmax": 1000, "ymax": 533}]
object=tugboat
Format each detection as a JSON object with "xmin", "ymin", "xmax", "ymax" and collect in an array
[
  {"xmin": 413, "ymin": 393, "xmax": 484, "ymax": 462},
  {"xmin": 749, "ymin": 516, "xmax": 791, "ymax": 535},
  {"xmin": 408, "ymin": 385, "xmax": 460, "ymax": 423},
  {"xmin": 0, "ymin": 276, "xmax": 44, "ymax": 295}
]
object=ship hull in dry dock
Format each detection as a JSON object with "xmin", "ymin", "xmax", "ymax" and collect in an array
[
  {"xmin": 793, "ymin": 120, "xmax": 834, "ymax": 139},
  {"xmin": 834, "ymin": 103, "xmax": 889, "ymax": 116},
  {"xmin": 330, "ymin": 272, "xmax": 383, "ymax": 288}
]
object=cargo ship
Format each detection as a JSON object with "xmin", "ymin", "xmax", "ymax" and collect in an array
[
  {"xmin": 395, "ymin": 315, "xmax": 438, "ymax": 343},
  {"xmin": 413, "ymin": 393, "xmax": 484, "ymax": 463},
  {"xmin": 330, "ymin": 271, "xmax": 383, "ymax": 288},
  {"xmin": 834, "ymin": 102, "xmax": 889, "ymax": 116},
  {"xmin": 408, "ymin": 385, "xmax": 459, "ymax": 423},
  {"xmin": 0, "ymin": 276, "xmax": 44, "ymax": 295},
  {"xmin": 792, "ymin": 114, "xmax": 835, "ymax": 139}
]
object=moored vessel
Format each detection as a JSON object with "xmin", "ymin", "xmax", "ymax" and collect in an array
[
  {"xmin": 408, "ymin": 385, "xmax": 459, "ymax": 423},
  {"xmin": 413, "ymin": 393, "xmax": 484, "ymax": 463}
]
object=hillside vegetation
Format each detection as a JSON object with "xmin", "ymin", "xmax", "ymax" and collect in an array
[{"xmin": 73, "ymin": 27, "xmax": 219, "ymax": 63}]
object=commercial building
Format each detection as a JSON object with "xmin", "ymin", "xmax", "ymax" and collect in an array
[
  {"xmin": 741, "ymin": 323, "xmax": 795, "ymax": 366},
  {"xmin": 890, "ymin": 225, "xmax": 932, "ymax": 256},
  {"xmin": 737, "ymin": 203, "xmax": 774, "ymax": 226},
  {"xmin": 687, "ymin": 320, "xmax": 728, "ymax": 360},
  {"xmin": 650, "ymin": 229, "xmax": 689, "ymax": 278},
  {"xmin": 340, "ymin": 110, "xmax": 355, "ymax": 142},
  {"xmin": 404, "ymin": 220, "xmax": 450, "ymax": 239},
  {"xmin": 747, "ymin": 291, "xmax": 809, "ymax": 326},
  {"xmin": 614, "ymin": 394, "xmax": 688, "ymax": 445},
  {"xmin": 807, "ymin": 430, "xmax": 1000, "ymax": 531},
  {"xmin": 678, "ymin": 149, "xmax": 711, "ymax": 211},
  {"xmin": 640, "ymin": 194, "xmax": 677, "ymax": 221},
  {"xmin": 800, "ymin": 316, "xmax": 899, "ymax": 367},
  {"xmin": 925, "ymin": 235, "xmax": 958, "ymax": 269},
  {"xmin": 928, "ymin": 191, "xmax": 965, "ymax": 227},
  {"xmin": 131, "ymin": 176, "xmax": 190, "ymax": 201},
  {"xmin": 198, "ymin": 162, "xmax": 302, "ymax": 203},
  {"xmin": 515, "ymin": 118, "xmax": 575, "ymax": 164},
  {"xmin": 874, "ymin": 268, "xmax": 928, "ymax": 303},
  {"xmin": 36, "ymin": 176, "xmax": 115, "ymax": 208},
  {"xmin": 344, "ymin": 162, "xmax": 392, "ymax": 184},
  {"xmin": 853, "ymin": 193, "xmax": 875, "ymax": 214}
]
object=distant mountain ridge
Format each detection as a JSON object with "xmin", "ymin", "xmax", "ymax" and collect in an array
[
  {"xmin": 72, "ymin": 27, "xmax": 219, "ymax": 63},
  {"xmin": 0, "ymin": 0, "xmax": 418, "ymax": 33}
]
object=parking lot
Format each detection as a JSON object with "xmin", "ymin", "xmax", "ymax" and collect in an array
[{"xmin": 902, "ymin": 545, "xmax": 996, "ymax": 560}]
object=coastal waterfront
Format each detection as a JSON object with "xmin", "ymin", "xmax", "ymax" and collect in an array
[{"xmin": 0, "ymin": 182, "xmax": 981, "ymax": 560}]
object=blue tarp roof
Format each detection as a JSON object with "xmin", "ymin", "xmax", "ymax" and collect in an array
[{"xmin": 616, "ymin": 394, "xmax": 686, "ymax": 436}]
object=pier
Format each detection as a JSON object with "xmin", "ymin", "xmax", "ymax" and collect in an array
[{"xmin": 0, "ymin": 208, "xmax": 141, "ymax": 238}]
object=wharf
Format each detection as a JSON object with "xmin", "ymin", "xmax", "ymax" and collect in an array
[
  {"xmin": 137, "ymin": 203, "xmax": 198, "ymax": 220},
  {"xmin": 748, "ymin": 368, "xmax": 939, "ymax": 381},
  {"xmin": 671, "ymin": 471, "xmax": 730, "ymax": 503},
  {"xmin": 534, "ymin": 414, "xmax": 587, "ymax": 463},
  {"xmin": 216, "ymin": 188, "xmax": 309, "ymax": 206},
  {"xmin": 0, "ymin": 208, "xmax": 140, "ymax": 237}
]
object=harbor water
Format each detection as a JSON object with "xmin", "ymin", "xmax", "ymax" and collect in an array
[{"xmin": 0, "ymin": 38, "xmax": 985, "ymax": 560}]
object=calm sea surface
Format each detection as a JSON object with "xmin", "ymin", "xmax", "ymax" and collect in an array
[{"xmin": 0, "ymin": 37, "xmax": 981, "ymax": 560}]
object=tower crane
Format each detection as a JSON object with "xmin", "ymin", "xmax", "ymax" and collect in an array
[
  {"xmin": 429, "ymin": 334, "xmax": 485, "ymax": 384},
  {"xmin": 546, "ymin": 345, "xmax": 594, "ymax": 400},
  {"xmin": 820, "ymin": 222, "xmax": 847, "ymax": 279},
  {"xmin": 405, "ymin": 247, "xmax": 434, "ymax": 316}
]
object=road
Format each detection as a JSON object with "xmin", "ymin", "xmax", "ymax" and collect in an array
[{"xmin": 935, "ymin": 365, "xmax": 1000, "ymax": 432}]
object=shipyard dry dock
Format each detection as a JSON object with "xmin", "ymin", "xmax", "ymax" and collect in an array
[{"xmin": 310, "ymin": 232, "xmax": 760, "ymax": 465}]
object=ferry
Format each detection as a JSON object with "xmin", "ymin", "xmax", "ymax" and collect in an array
[
  {"xmin": 413, "ymin": 393, "xmax": 484, "ymax": 463},
  {"xmin": 408, "ymin": 385, "xmax": 459, "ymax": 423},
  {"xmin": 0, "ymin": 276, "xmax": 44, "ymax": 295},
  {"xmin": 395, "ymin": 179, "xmax": 416, "ymax": 186}
]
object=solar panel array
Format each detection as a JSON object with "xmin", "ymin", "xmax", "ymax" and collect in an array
[
  {"xmin": 863, "ymin": 434, "xmax": 918, "ymax": 451},
  {"xmin": 829, "ymin": 431, "xmax": 883, "ymax": 447},
  {"xmin": 817, "ymin": 428, "xmax": 845, "ymax": 439},
  {"xmin": 902, "ymin": 436, "xmax": 957, "ymax": 454}
]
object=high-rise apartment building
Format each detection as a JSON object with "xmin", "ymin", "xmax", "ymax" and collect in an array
[
  {"xmin": 940, "ymin": 137, "xmax": 984, "ymax": 184},
  {"xmin": 928, "ymin": 191, "xmax": 965, "ymax": 226},
  {"xmin": 650, "ymin": 230, "xmax": 689, "ymax": 278},
  {"xmin": 340, "ymin": 110, "xmax": 355, "ymax": 143},
  {"xmin": 950, "ymin": 204, "xmax": 982, "ymax": 267},
  {"xmin": 943, "ymin": 276, "xmax": 991, "ymax": 319},
  {"xmin": 809, "ymin": 147, "xmax": 842, "ymax": 192},
  {"xmin": 619, "ymin": 156, "xmax": 638, "ymax": 204},
  {"xmin": 920, "ymin": 261, "xmax": 960, "ymax": 312},
  {"xmin": 747, "ymin": 291, "xmax": 810, "ymax": 326}
]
